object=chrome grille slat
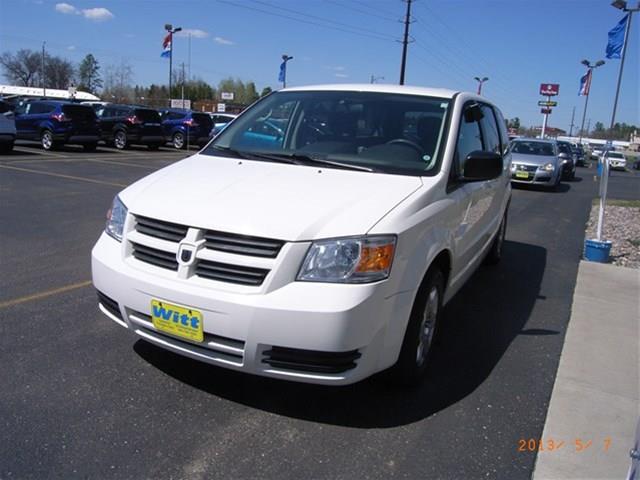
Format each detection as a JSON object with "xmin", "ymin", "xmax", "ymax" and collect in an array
[
  {"xmin": 203, "ymin": 231, "xmax": 284, "ymax": 258},
  {"xmin": 135, "ymin": 216, "xmax": 188, "ymax": 242},
  {"xmin": 131, "ymin": 243, "xmax": 178, "ymax": 271},
  {"xmin": 195, "ymin": 260, "xmax": 268, "ymax": 286}
]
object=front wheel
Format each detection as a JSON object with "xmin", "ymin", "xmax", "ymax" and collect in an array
[
  {"xmin": 172, "ymin": 132, "xmax": 185, "ymax": 149},
  {"xmin": 390, "ymin": 267, "xmax": 444, "ymax": 386}
]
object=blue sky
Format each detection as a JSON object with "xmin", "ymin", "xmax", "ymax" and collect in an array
[{"xmin": 0, "ymin": 0, "xmax": 638, "ymax": 130}]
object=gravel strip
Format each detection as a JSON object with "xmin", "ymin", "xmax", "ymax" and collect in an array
[{"xmin": 585, "ymin": 203, "xmax": 640, "ymax": 269}]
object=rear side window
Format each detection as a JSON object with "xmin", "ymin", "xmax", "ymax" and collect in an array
[
  {"xmin": 479, "ymin": 105, "xmax": 501, "ymax": 155},
  {"xmin": 30, "ymin": 103, "xmax": 54, "ymax": 114},
  {"xmin": 193, "ymin": 113, "xmax": 213, "ymax": 129},
  {"xmin": 455, "ymin": 106, "xmax": 484, "ymax": 175},
  {"xmin": 62, "ymin": 105, "xmax": 97, "ymax": 120},
  {"xmin": 166, "ymin": 112, "xmax": 184, "ymax": 121},
  {"xmin": 491, "ymin": 106, "xmax": 510, "ymax": 155},
  {"xmin": 134, "ymin": 109, "xmax": 161, "ymax": 122}
]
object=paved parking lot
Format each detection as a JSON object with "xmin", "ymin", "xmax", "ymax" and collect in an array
[{"xmin": 0, "ymin": 143, "xmax": 633, "ymax": 478}]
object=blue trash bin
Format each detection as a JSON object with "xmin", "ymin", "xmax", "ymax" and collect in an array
[{"xmin": 584, "ymin": 239, "xmax": 612, "ymax": 263}]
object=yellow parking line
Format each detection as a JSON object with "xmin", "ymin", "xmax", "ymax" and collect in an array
[
  {"xmin": 0, "ymin": 164, "xmax": 127, "ymax": 187},
  {"xmin": 0, "ymin": 280, "xmax": 92, "ymax": 309}
]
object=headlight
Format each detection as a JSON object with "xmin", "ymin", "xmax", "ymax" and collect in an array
[
  {"xmin": 297, "ymin": 235, "xmax": 396, "ymax": 283},
  {"xmin": 540, "ymin": 162, "xmax": 555, "ymax": 172},
  {"xmin": 105, "ymin": 195, "xmax": 127, "ymax": 242}
]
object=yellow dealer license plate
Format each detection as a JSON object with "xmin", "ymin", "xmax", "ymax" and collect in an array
[
  {"xmin": 516, "ymin": 171, "xmax": 530, "ymax": 179},
  {"xmin": 151, "ymin": 299, "xmax": 203, "ymax": 343}
]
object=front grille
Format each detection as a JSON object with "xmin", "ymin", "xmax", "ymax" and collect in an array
[
  {"xmin": 262, "ymin": 347, "xmax": 361, "ymax": 374},
  {"xmin": 515, "ymin": 164, "xmax": 538, "ymax": 172},
  {"xmin": 195, "ymin": 259, "xmax": 269, "ymax": 286},
  {"xmin": 97, "ymin": 290, "xmax": 122, "ymax": 319},
  {"xmin": 135, "ymin": 216, "xmax": 188, "ymax": 242},
  {"xmin": 131, "ymin": 243, "xmax": 178, "ymax": 271},
  {"xmin": 203, "ymin": 230, "xmax": 284, "ymax": 258}
]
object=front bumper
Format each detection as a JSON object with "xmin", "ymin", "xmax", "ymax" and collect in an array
[
  {"xmin": 91, "ymin": 233, "xmax": 414, "ymax": 385},
  {"xmin": 510, "ymin": 166, "xmax": 558, "ymax": 185}
]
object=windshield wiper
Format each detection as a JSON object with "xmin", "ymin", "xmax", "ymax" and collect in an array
[
  {"xmin": 209, "ymin": 146, "xmax": 298, "ymax": 165},
  {"xmin": 208, "ymin": 145, "xmax": 248, "ymax": 159},
  {"xmin": 258, "ymin": 152, "xmax": 374, "ymax": 172}
]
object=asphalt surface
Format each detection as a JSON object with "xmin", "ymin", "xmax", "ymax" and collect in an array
[{"xmin": 1, "ymin": 144, "xmax": 632, "ymax": 479}]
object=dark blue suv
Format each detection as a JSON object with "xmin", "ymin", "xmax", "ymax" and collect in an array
[
  {"xmin": 14, "ymin": 100, "xmax": 100, "ymax": 151},
  {"xmin": 159, "ymin": 109, "xmax": 213, "ymax": 149}
]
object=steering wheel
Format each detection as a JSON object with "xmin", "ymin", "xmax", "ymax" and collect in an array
[{"xmin": 386, "ymin": 138, "xmax": 423, "ymax": 154}]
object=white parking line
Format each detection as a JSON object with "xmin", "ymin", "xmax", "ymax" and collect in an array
[
  {"xmin": 11, "ymin": 147, "xmax": 70, "ymax": 158},
  {"xmin": 0, "ymin": 164, "xmax": 127, "ymax": 187}
]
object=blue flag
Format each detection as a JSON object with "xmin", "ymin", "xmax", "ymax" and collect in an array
[
  {"xmin": 606, "ymin": 14, "xmax": 628, "ymax": 59},
  {"xmin": 278, "ymin": 61, "xmax": 286, "ymax": 83}
]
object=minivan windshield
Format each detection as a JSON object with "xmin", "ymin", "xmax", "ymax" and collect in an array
[{"xmin": 203, "ymin": 91, "xmax": 451, "ymax": 175}]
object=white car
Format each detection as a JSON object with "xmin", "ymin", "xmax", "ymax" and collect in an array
[
  {"xmin": 92, "ymin": 84, "xmax": 512, "ymax": 385},
  {"xmin": 606, "ymin": 151, "xmax": 627, "ymax": 170},
  {"xmin": 0, "ymin": 99, "xmax": 16, "ymax": 153}
]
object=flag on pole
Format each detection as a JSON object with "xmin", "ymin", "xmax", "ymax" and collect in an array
[
  {"xmin": 606, "ymin": 14, "xmax": 628, "ymax": 59},
  {"xmin": 161, "ymin": 33, "xmax": 172, "ymax": 58},
  {"xmin": 578, "ymin": 69, "xmax": 592, "ymax": 96},
  {"xmin": 278, "ymin": 61, "xmax": 286, "ymax": 83}
]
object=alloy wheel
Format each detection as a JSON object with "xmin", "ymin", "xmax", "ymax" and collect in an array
[
  {"xmin": 114, "ymin": 132, "xmax": 127, "ymax": 150},
  {"xmin": 41, "ymin": 131, "xmax": 52, "ymax": 150},
  {"xmin": 416, "ymin": 286, "xmax": 439, "ymax": 366}
]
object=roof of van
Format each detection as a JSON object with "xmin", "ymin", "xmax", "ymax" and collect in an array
[{"xmin": 281, "ymin": 83, "xmax": 460, "ymax": 99}]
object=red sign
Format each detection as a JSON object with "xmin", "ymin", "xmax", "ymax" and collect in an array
[
  {"xmin": 540, "ymin": 83, "xmax": 560, "ymax": 96},
  {"xmin": 541, "ymin": 108, "xmax": 552, "ymax": 114}
]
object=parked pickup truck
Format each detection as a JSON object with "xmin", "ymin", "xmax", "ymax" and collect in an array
[{"xmin": 92, "ymin": 84, "xmax": 512, "ymax": 386}]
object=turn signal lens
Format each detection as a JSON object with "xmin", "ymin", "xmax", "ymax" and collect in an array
[{"xmin": 355, "ymin": 244, "xmax": 395, "ymax": 273}]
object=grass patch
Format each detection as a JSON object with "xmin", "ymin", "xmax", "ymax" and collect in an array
[{"xmin": 591, "ymin": 198, "xmax": 640, "ymax": 208}]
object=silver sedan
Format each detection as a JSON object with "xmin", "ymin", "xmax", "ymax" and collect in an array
[{"xmin": 509, "ymin": 139, "xmax": 562, "ymax": 189}]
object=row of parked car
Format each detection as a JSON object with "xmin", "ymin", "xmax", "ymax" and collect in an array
[{"xmin": 0, "ymin": 98, "xmax": 237, "ymax": 153}]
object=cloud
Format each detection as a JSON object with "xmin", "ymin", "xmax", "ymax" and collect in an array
[
  {"xmin": 67, "ymin": 45, "xmax": 76, "ymax": 51},
  {"xmin": 55, "ymin": 2, "xmax": 77, "ymax": 14},
  {"xmin": 55, "ymin": 3, "xmax": 114, "ymax": 21},
  {"xmin": 81, "ymin": 7, "xmax": 114, "ymax": 21},
  {"xmin": 214, "ymin": 36, "xmax": 235, "ymax": 45},
  {"xmin": 334, "ymin": 73, "xmax": 349, "ymax": 78},
  {"xmin": 325, "ymin": 65, "xmax": 346, "ymax": 71},
  {"xmin": 176, "ymin": 29, "xmax": 209, "ymax": 38}
]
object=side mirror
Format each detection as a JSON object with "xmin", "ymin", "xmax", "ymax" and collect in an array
[
  {"xmin": 463, "ymin": 151, "xmax": 503, "ymax": 181},
  {"xmin": 558, "ymin": 152, "xmax": 569, "ymax": 159}
]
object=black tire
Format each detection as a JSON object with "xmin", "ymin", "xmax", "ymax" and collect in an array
[
  {"xmin": 114, "ymin": 130, "xmax": 128, "ymax": 150},
  {"xmin": 41, "ymin": 130, "xmax": 54, "ymax": 151},
  {"xmin": 389, "ymin": 267, "xmax": 444, "ymax": 386},
  {"xmin": 485, "ymin": 209, "xmax": 507, "ymax": 265},
  {"xmin": 83, "ymin": 142, "xmax": 98, "ymax": 152},
  {"xmin": 172, "ymin": 132, "xmax": 185, "ymax": 149},
  {"xmin": 147, "ymin": 143, "xmax": 161, "ymax": 151},
  {"xmin": 0, "ymin": 141, "xmax": 14, "ymax": 153}
]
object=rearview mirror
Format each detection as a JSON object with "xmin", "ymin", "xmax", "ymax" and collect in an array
[{"xmin": 463, "ymin": 151, "xmax": 503, "ymax": 181}]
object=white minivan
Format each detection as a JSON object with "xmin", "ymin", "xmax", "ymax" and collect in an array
[{"xmin": 92, "ymin": 84, "xmax": 511, "ymax": 385}]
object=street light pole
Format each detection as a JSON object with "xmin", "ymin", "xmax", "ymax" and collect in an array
[
  {"xmin": 474, "ymin": 76, "xmax": 489, "ymax": 95},
  {"xmin": 578, "ymin": 59, "xmax": 605, "ymax": 144},
  {"xmin": 165, "ymin": 23, "xmax": 182, "ymax": 106},
  {"xmin": 399, "ymin": 0, "xmax": 413, "ymax": 85},
  {"xmin": 41, "ymin": 41, "xmax": 46, "ymax": 98}
]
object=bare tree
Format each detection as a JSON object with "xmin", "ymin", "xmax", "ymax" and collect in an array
[
  {"xmin": 45, "ymin": 56, "xmax": 75, "ymax": 89},
  {"xmin": 0, "ymin": 49, "xmax": 42, "ymax": 86},
  {"xmin": 103, "ymin": 60, "xmax": 134, "ymax": 103}
]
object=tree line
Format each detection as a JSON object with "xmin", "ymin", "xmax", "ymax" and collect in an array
[{"xmin": 0, "ymin": 49, "xmax": 270, "ymax": 106}]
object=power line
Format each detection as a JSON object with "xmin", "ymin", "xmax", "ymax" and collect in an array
[
  {"xmin": 324, "ymin": 0, "xmax": 399, "ymax": 23},
  {"xmin": 351, "ymin": 0, "xmax": 399, "ymax": 18},
  {"xmin": 217, "ymin": 0, "xmax": 396, "ymax": 43},
  {"xmin": 250, "ymin": 0, "xmax": 397, "ymax": 40}
]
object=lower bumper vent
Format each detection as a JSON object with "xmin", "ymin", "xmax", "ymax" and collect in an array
[
  {"xmin": 97, "ymin": 290, "xmax": 122, "ymax": 320},
  {"xmin": 262, "ymin": 346, "xmax": 361, "ymax": 374}
]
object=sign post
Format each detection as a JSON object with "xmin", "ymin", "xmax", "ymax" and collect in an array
[{"xmin": 539, "ymin": 83, "xmax": 559, "ymax": 138}]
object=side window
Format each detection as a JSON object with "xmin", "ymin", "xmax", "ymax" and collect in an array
[
  {"xmin": 44, "ymin": 104, "xmax": 57, "ymax": 114},
  {"xmin": 492, "ymin": 107, "xmax": 510, "ymax": 155},
  {"xmin": 455, "ymin": 105, "xmax": 484, "ymax": 175},
  {"xmin": 479, "ymin": 105, "xmax": 501, "ymax": 155}
]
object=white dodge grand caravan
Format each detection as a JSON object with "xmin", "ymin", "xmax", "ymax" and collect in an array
[{"xmin": 92, "ymin": 84, "xmax": 511, "ymax": 385}]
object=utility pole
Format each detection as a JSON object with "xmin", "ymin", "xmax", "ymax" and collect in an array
[
  {"xmin": 41, "ymin": 42, "xmax": 46, "ymax": 98},
  {"xmin": 188, "ymin": 33, "xmax": 191, "ymax": 80},
  {"xmin": 181, "ymin": 62, "xmax": 185, "ymax": 107},
  {"xmin": 569, "ymin": 106, "xmax": 576, "ymax": 137},
  {"xmin": 399, "ymin": 0, "xmax": 413, "ymax": 85},
  {"xmin": 586, "ymin": 118, "xmax": 591, "ymax": 137}
]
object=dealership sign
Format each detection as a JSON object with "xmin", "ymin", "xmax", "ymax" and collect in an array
[
  {"xmin": 538, "ymin": 100, "xmax": 558, "ymax": 107},
  {"xmin": 540, "ymin": 83, "xmax": 560, "ymax": 96},
  {"xmin": 540, "ymin": 108, "xmax": 552, "ymax": 114}
]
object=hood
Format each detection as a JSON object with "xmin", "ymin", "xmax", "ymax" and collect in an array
[
  {"xmin": 511, "ymin": 153, "xmax": 558, "ymax": 166},
  {"xmin": 121, "ymin": 153, "xmax": 422, "ymax": 241}
]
